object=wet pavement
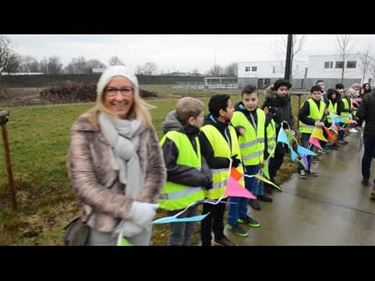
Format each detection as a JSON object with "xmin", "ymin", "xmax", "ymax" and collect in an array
[{"xmin": 229, "ymin": 132, "xmax": 375, "ymax": 245}]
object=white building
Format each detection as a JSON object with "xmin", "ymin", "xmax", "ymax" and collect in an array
[
  {"xmin": 237, "ymin": 60, "xmax": 308, "ymax": 89},
  {"xmin": 304, "ymin": 54, "xmax": 375, "ymax": 89}
]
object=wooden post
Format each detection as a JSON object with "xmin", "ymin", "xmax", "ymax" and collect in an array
[{"xmin": 1, "ymin": 120, "xmax": 17, "ymax": 210}]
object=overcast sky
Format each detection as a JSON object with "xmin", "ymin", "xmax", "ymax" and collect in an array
[{"xmin": 6, "ymin": 34, "xmax": 375, "ymax": 73}]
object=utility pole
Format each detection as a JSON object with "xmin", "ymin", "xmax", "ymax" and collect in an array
[
  {"xmin": 284, "ymin": 34, "xmax": 293, "ymax": 81},
  {"xmin": 284, "ymin": 34, "xmax": 302, "ymax": 129}
]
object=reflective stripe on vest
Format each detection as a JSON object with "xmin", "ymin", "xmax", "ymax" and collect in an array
[
  {"xmin": 200, "ymin": 124, "xmax": 244, "ymax": 199},
  {"xmin": 159, "ymin": 187, "xmax": 202, "ymax": 200},
  {"xmin": 266, "ymin": 119, "xmax": 276, "ymax": 155},
  {"xmin": 299, "ymin": 99, "xmax": 326, "ymax": 134},
  {"xmin": 231, "ymin": 108, "xmax": 265, "ymax": 165},
  {"xmin": 158, "ymin": 131, "xmax": 205, "ymax": 211}
]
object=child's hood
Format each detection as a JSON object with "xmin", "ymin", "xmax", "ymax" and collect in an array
[{"xmin": 162, "ymin": 110, "xmax": 184, "ymax": 134}]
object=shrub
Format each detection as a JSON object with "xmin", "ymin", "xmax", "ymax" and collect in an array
[
  {"xmin": 39, "ymin": 81, "xmax": 96, "ymax": 103},
  {"xmin": 39, "ymin": 81, "xmax": 157, "ymax": 103}
]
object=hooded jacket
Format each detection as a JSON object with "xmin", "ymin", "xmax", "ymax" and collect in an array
[
  {"xmin": 161, "ymin": 111, "xmax": 212, "ymax": 188},
  {"xmin": 261, "ymin": 85, "xmax": 295, "ymax": 131}
]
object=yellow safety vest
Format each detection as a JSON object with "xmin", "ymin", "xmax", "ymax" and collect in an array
[
  {"xmin": 340, "ymin": 98, "xmax": 351, "ymax": 119},
  {"xmin": 200, "ymin": 124, "xmax": 244, "ymax": 199},
  {"xmin": 328, "ymin": 100, "xmax": 338, "ymax": 115},
  {"xmin": 266, "ymin": 119, "xmax": 276, "ymax": 157},
  {"xmin": 159, "ymin": 131, "xmax": 205, "ymax": 211},
  {"xmin": 231, "ymin": 108, "xmax": 265, "ymax": 166},
  {"xmin": 327, "ymin": 100, "xmax": 338, "ymax": 123},
  {"xmin": 299, "ymin": 98, "xmax": 326, "ymax": 134}
]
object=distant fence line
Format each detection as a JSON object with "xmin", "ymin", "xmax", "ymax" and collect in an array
[
  {"xmin": 0, "ymin": 74, "xmax": 205, "ymax": 88},
  {"xmin": 174, "ymin": 82, "xmax": 239, "ymax": 89}
]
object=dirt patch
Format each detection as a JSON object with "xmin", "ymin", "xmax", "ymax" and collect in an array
[{"xmin": 0, "ymin": 88, "xmax": 42, "ymax": 106}]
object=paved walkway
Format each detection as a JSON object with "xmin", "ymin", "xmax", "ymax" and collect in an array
[{"xmin": 231, "ymin": 132, "xmax": 375, "ymax": 245}]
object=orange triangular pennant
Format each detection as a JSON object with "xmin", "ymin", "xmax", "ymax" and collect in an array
[{"xmin": 230, "ymin": 167, "xmax": 243, "ymax": 181}]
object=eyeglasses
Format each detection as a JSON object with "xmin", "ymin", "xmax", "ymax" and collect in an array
[{"xmin": 105, "ymin": 87, "xmax": 133, "ymax": 97}]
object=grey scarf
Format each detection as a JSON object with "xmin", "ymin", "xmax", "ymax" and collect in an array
[
  {"xmin": 99, "ymin": 112, "xmax": 144, "ymax": 198},
  {"xmin": 99, "ymin": 113, "xmax": 152, "ymax": 245}
]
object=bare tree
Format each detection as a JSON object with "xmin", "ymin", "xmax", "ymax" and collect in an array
[
  {"xmin": 86, "ymin": 59, "xmax": 106, "ymax": 72},
  {"xmin": 18, "ymin": 55, "xmax": 40, "ymax": 72},
  {"xmin": 108, "ymin": 56, "xmax": 125, "ymax": 66},
  {"xmin": 207, "ymin": 64, "xmax": 224, "ymax": 76},
  {"xmin": 358, "ymin": 43, "xmax": 374, "ymax": 84},
  {"xmin": 39, "ymin": 57, "xmax": 48, "ymax": 74},
  {"xmin": 336, "ymin": 35, "xmax": 355, "ymax": 83},
  {"xmin": 0, "ymin": 36, "xmax": 13, "ymax": 76},
  {"xmin": 224, "ymin": 63, "xmax": 238, "ymax": 76},
  {"xmin": 272, "ymin": 35, "xmax": 307, "ymax": 79},
  {"xmin": 143, "ymin": 62, "xmax": 158, "ymax": 75},
  {"xmin": 135, "ymin": 64, "xmax": 144, "ymax": 75},
  {"xmin": 65, "ymin": 56, "xmax": 90, "ymax": 74},
  {"xmin": 47, "ymin": 56, "xmax": 63, "ymax": 74},
  {"xmin": 3, "ymin": 53, "xmax": 20, "ymax": 73},
  {"xmin": 39, "ymin": 56, "xmax": 63, "ymax": 74},
  {"xmin": 191, "ymin": 68, "xmax": 200, "ymax": 76}
]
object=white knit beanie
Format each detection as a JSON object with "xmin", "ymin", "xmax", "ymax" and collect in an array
[{"xmin": 96, "ymin": 65, "xmax": 139, "ymax": 98}]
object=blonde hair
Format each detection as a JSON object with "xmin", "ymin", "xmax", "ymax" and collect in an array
[
  {"xmin": 176, "ymin": 97, "xmax": 204, "ymax": 123},
  {"xmin": 86, "ymin": 82, "xmax": 155, "ymax": 129},
  {"xmin": 351, "ymin": 83, "xmax": 361, "ymax": 89}
]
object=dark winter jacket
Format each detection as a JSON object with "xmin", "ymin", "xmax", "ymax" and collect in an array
[
  {"xmin": 261, "ymin": 86, "xmax": 295, "ymax": 132},
  {"xmin": 356, "ymin": 90, "xmax": 375, "ymax": 137},
  {"xmin": 161, "ymin": 111, "xmax": 212, "ymax": 188}
]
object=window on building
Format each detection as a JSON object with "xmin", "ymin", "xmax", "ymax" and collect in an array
[
  {"xmin": 245, "ymin": 66, "xmax": 251, "ymax": 72},
  {"xmin": 272, "ymin": 66, "xmax": 275, "ymax": 74},
  {"xmin": 347, "ymin": 61, "xmax": 357, "ymax": 68},
  {"xmin": 335, "ymin": 61, "xmax": 344, "ymax": 69},
  {"xmin": 264, "ymin": 78, "xmax": 271, "ymax": 86},
  {"xmin": 324, "ymin": 61, "xmax": 334, "ymax": 69},
  {"xmin": 252, "ymin": 66, "xmax": 257, "ymax": 72}
]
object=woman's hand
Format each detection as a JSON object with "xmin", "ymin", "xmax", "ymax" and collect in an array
[{"xmin": 130, "ymin": 202, "xmax": 159, "ymax": 227}]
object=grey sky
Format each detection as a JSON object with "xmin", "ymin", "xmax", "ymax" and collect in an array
[{"xmin": 6, "ymin": 34, "xmax": 375, "ymax": 73}]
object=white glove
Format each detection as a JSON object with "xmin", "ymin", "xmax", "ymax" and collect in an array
[
  {"xmin": 115, "ymin": 220, "xmax": 144, "ymax": 237},
  {"xmin": 314, "ymin": 121, "xmax": 324, "ymax": 128},
  {"xmin": 130, "ymin": 202, "xmax": 159, "ymax": 227}
]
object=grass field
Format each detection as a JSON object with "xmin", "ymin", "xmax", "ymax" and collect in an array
[{"xmin": 0, "ymin": 86, "xmax": 303, "ymax": 245}]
